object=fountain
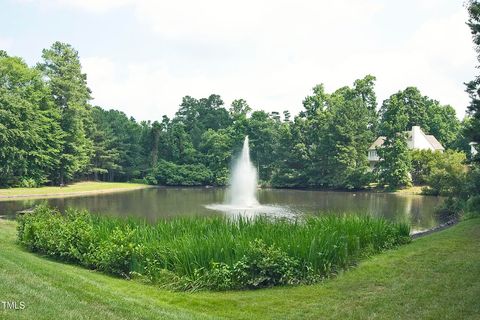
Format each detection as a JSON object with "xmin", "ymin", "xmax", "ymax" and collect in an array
[
  {"xmin": 206, "ymin": 136, "xmax": 291, "ymax": 217},
  {"xmin": 227, "ymin": 136, "xmax": 258, "ymax": 207}
]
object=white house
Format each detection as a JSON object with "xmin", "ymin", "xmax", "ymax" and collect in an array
[
  {"xmin": 368, "ymin": 126, "xmax": 444, "ymax": 168},
  {"xmin": 470, "ymin": 142, "xmax": 478, "ymax": 157}
]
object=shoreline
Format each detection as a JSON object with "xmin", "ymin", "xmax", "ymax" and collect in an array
[
  {"xmin": 411, "ymin": 217, "xmax": 459, "ymax": 239},
  {"xmin": 0, "ymin": 182, "xmax": 153, "ymax": 202}
]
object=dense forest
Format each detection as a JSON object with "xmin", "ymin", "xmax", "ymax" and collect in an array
[{"xmin": 0, "ymin": 41, "xmax": 477, "ymax": 191}]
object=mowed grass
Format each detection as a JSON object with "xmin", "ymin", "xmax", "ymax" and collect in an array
[
  {"xmin": 0, "ymin": 218, "xmax": 479, "ymax": 319},
  {"xmin": 0, "ymin": 182, "xmax": 150, "ymax": 200}
]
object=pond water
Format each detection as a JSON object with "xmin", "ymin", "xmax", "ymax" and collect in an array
[{"xmin": 0, "ymin": 187, "xmax": 443, "ymax": 231}]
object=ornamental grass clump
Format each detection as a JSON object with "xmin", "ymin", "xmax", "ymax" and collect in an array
[{"xmin": 17, "ymin": 204, "xmax": 411, "ymax": 291}]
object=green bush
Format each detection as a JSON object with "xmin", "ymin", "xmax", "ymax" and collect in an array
[
  {"xmin": 149, "ymin": 159, "xmax": 213, "ymax": 186},
  {"xmin": 17, "ymin": 205, "xmax": 96, "ymax": 262},
  {"xmin": 410, "ymin": 150, "xmax": 438, "ymax": 185},
  {"xmin": 434, "ymin": 197, "xmax": 464, "ymax": 219},
  {"xmin": 230, "ymin": 239, "xmax": 302, "ymax": 289},
  {"xmin": 424, "ymin": 151, "xmax": 467, "ymax": 196},
  {"xmin": 466, "ymin": 196, "xmax": 480, "ymax": 216},
  {"xmin": 94, "ymin": 226, "xmax": 139, "ymax": 276},
  {"xmin": 17, "ymin": 178, "xmax": 41, "ymax": 188},
  {"xmin": 129, "ymin": 178, "xmax": 149, "ymax": 185},
  {"xmin": 17, "ymin": 205, "xmax": 411, "ymax": 291}
]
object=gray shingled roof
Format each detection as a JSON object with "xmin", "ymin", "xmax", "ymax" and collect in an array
[
  {"xmin": 369, "ymin": 136, "xmax": 386, "ymax": 150},
  {"xmin": 368, "ymin": 131, "xmax": 445, "ymax": 151},
  {"xmin": 425, "ymin": 135, "xmax": 444, "ymax": 150}
]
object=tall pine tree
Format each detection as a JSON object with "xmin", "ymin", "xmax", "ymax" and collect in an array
[{"xmin": 38, "ymin": 42, "xmax": 94, "ymax": 184}]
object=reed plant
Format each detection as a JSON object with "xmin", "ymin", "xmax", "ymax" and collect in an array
[{"xmin": 17, "ymin": 204, "xmax": 410, "ymax": 290}]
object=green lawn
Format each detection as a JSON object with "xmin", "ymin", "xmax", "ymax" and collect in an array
[
  {"xmin": 1, "ymin": 218, "xmax": 479, "ymax": 319},
  {"xmin": 0, "ymin": 182, "xmax": 151, "ymax": 200}
]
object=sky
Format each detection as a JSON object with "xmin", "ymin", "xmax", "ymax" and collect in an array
[{"xmin": 0, "ymin": 0, "xmax": 477, "ymax": 121}]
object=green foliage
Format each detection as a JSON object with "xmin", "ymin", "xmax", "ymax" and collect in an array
[
  {"xmin": 435, "ymin": 1, "xmax": 480, "ymax": 220},
  {"xmin": 286, "ymin": 76, "xmax": 377, "ymax": 189},
  {"xmin": 377, "ymin": 91, "xmax": 412, "ymax": 189},
  {"xmin": 247, "ymin": 110, "xmax": 280, "ymax": 181},
  {"xmin": 148, "ymin": 159, "xmax": 213, "ymax": 186},
  {"xmin": 4, "ymin": 214, "xmax": 480, "ymax": 319},
  {"xmin": 158, "ymin": 120, "xmax": 197, "ymax": 164},
  {"xmin": 434, "ymin": 197, "xmax": 465, "ymax": 219},
  {"xmin": 0, "ymin": 54, "xmax": 63, "ymax": 187},
  {"xmin": 230, "ymin": 239, "xmax": 303, "ymax": 289},
  {"xmin": 90, "ymin": 107, "xmax": 144, "ymax": 181},
  {"xmin": 379, "ymin": 87, "xmax": 461, "ymax": 149},
  {"xmin": 17, "ymin": 204, "xmax": 95, "ymax": 263},
  {"xmin": 424, "ymin": 151, "xmax": 467, "ymax": 196},
  {"xmin": 38, "ymin": 42, "xmax": 94, "ymax": 184},
  {"xmin": 203, "ymin": 240, "xmax": 303, "ymax": 290},
  {"xmin": 199, "ymin": 128, "xmax": 233, "ymax": 185},
  {"xmin": 175, "ymin": 94, "xmax": 232, "ymax": 149},
  {"xmin": 94, "ymin": 226, "xmax": 139, "ymax": 276},
  {"xmin": 17, "ymin": 206, "xmax": 410, "ymax": 291},
  {"xmin": 410, "ymin": 150, "xmax": 438, "ymax": 184},
  {"xmin": 466, "ymin": 1, "xmax": 480, "ymax": 162},
  {"xmin": 466, "ymin": 196, "xmax": 480, "ymax": 216},
  {"xmin": 376, "ymin": 135, "xmax": 412, "ymax": 189},
  {"xmin": 0, "ymin": 43, "xmax": 467, "ymax": 191}
]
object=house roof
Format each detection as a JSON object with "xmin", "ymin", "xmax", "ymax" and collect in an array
[
  {"xmin": 425, "ymin": 135, "xmax": 444, "ymax": 150},
  {"xmin": 368, "ymin": 128, "xmax": 444, "ymax": 151},
  {"xmin": 369, "ymin": 136, "xmax": 386, "ymax": 150}
]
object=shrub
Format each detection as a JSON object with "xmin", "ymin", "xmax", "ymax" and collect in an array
[
  {"xmin": 17, "ymin": 205, "xmax": 96, "ymax": 262},
  {"xmin": 434, "ymin": 197, "xmax": 464, "ymax": 219},
  {"xmin": 230, "ymin": 239, "xmax": 302, "ymax": 289},
  {"xmin": 424, "ymin": 151, "xmax": 467, "ymax": 196},
  {"xmin": 17, "ymin": 178, "xmax": 40, "ymax": 188},
  {"xmin": 94, "ymin": 226, "xmax": 139, "ymax": 276},
  {"xmin": 149, "ymin": 159, "xmax": 213, "ymax": 186},
  {"xmin": 129, "ymin": 178, "xmax": 149, "ymax": 185},
  {"xmin": 466, "ymin": 196, "xmax": 480, "ymax": 216},
  {"xmin": 410, "ymin": 149, "xmax": 438, "ymax": 185}
]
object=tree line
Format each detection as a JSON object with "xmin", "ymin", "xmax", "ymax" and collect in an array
[{"xmin": 0, "ymin": 42, "xmax": 475, "ymax": 190}]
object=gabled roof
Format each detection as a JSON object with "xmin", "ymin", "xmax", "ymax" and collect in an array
[
  {"xmin": 369, "ymin": 136, "xmax": 385, "ymax": 150},
  {"xmin": 368, "ymin": 127, "xmax": 444, "ymax": 151},
  {"xmin": 425, "ymin": 135, "xmax": 444, "ymax": 150}
]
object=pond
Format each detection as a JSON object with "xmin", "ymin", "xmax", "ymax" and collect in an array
[{"xmin": 0, "ymin": 187, "xmax": 443, "ymax": 231}]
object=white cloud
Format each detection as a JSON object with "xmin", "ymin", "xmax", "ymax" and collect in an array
[
  {"xmin": 69, "ymin": 1, "xmax": 477, "ymax": 120},
  {"xmin": 82, "ymin": 57, "xmax": 216, "ymax": 121}
]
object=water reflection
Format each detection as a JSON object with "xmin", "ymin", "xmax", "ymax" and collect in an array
[{"xmin": 0, "ymin": 187, "xmax": 443, "ymax": 229}]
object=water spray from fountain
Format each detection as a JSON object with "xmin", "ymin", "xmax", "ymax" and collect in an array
[
  {"xmin": 227, "ymin": 136, "xmax": 258, "ymax": 207},
  {"xmin": 205, "ymin": 136, "xmax": 291, "ymax": 218}
]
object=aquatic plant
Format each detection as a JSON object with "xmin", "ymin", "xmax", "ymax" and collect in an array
[{"xmin": 17, "ymin": 204, "xmax": 410, "ymax": 290}]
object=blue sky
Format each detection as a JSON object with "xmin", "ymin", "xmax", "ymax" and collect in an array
[{"xmin": 0, "ymin": 0, "xmax": 476, "ymax": 121}]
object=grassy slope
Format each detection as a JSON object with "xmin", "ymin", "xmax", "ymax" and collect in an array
[
  {"xmin": 0, "ymin": 182, "xmax": 150, "ymax": 200},
  {"xmin": 0, "ymin": 218, "xmax": 479, "ymax": 320},
  {"xmin": 393, "ymin": 185, "xmax": 425, "ymax": 195}
]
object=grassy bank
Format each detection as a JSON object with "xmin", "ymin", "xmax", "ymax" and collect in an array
[
  {"xmin": 17, "ymin": 206, "xmax": 410, "ymax": 290},
  {"xmin": 393, "ymin": 185, "xmax": 425, "ymax": 195},
  {"xmin": 0, "ymin": 182, "xmax": 151, "ymax": 201},
  {"xmin": 1, "ymin": 217, "xmax": 478, "ymax": 319}
]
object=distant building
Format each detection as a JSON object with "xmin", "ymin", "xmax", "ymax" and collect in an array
[
  {"xmin": 470, "ymin": 142, "xmax": 478, "ymax": 157},
  {"xmin": 368, "ymin": 126, "xmax": 444, "ymax": 168}
]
